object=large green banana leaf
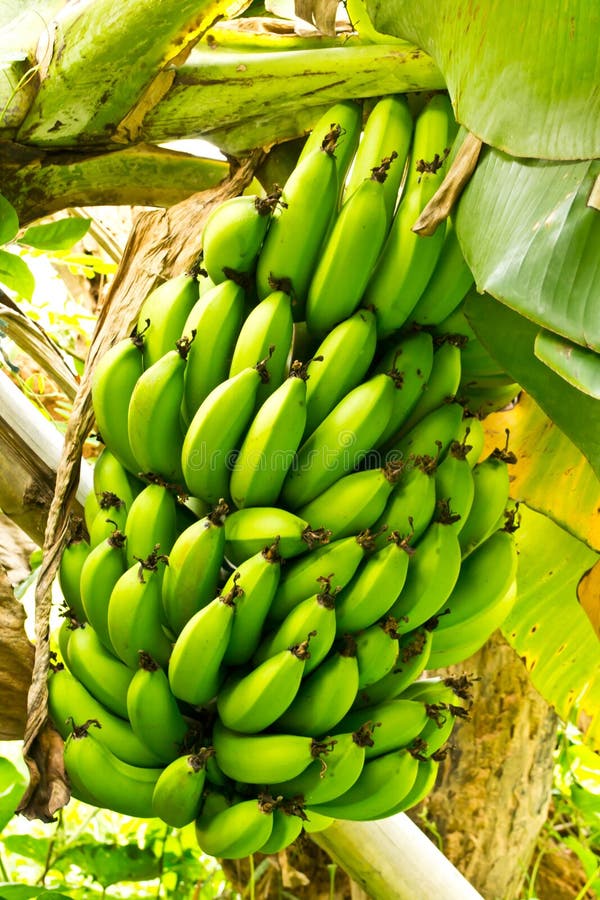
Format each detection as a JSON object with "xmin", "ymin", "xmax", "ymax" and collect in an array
[
  {"xmin": 502, "ymin": 505, "xmax": 600, "ymax": 751},
  {"xmin": 365, "ymin": 0, "xmax": 600, "ymax": 160}
]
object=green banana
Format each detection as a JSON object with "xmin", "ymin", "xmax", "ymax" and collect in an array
[
  {"xmin": 353, "ymin": 627, "xmax": 433, "ymax": 709},
  {"xmin": 126, "ymin": 653, "xmax": 189, "ymax": 764},
  {"xmin": 258, "ymin": 804, "xmax": 304, "ymax": 854},
  {"xmin": 161, "ymin": 501, "xmax": 228, "ymax": 636},
  {"xmin": 80, "ymin": 527, "xmax": 126, "ymax": 654},
  {"xmin": 296, "ymin": 462, "xmax": 403, "ymax": 542},
  {"xmin": 152, "ymin": 748, "xmax": 213, "ymax": 828},
  {"xmin": 373, "ymin": 330, "xmax": 435, "ymax": 448},
  {"xmin": 335, "ymin": 532, "xmax": 411, "ymax": 635},
  {"xmin": 303, "ymin": 308, "xmax": 378, "ymax": 437},
  {"xmin": 224, "ymin": 506, "xmax": 331, "ymax": 565},
  {"xmin": 305, "ymin": 157, "xmax": 394, "ymax": 335},
  {"xmin": 64, "ymin": 724, "xmax": 162, "ymax": 817},
  {"xmin": 84, "ymin": 488, "xmax": 101, "ymax": 535},
  {"xmin": 254, "ymin": 581, "xmax": 337, "ymax": 675},
  {"xmin": 428, "ymin": 529, "xmax": 518, "ymax": 664},
  {"xmin": 48, "ymin": 665, "xmax": 164, "ymax": 767},
  {"xmin": 455, "ymin": 415, "xmax": 485, "ymax": 468},
  {"xmin": 181, "ymin": 280, "xmax": 245, "ymax": 423},
  {"xmin": 228, "ymin": 290, "xmax": 294, "ymax": 406},
  {"xmin": 57, "ymin": 527, "xmax": 90, "ymax": 623},
  {"xmin": 434, "ymin": 436, "xmax": 475, "ymax": 533},
  {"xmin": 91, "ymin": 329, "xmax": 145, "ymax": 474},
  {"xmin": 281, "ymin": 372, "xmax": 397, "ymax": 510},
  {"xmin": 107, "ymin": 551, "xmax": 172, "ymax": 670},
  {"xmin": 65, "ymin": 622, "xmax": 133, "ymax": 719},
  {"xmin": 127, "ymin": 337, "xmax": 194, "ymax": 484},
  {"xmin": 362, "ymin": 93, "xmax": 455, "ymax": 336},
  {"xmin": 217, "ymin": 639, "xmax": 311, "ymax": 733},
  {"xmin": 267, "ymin": 531, "xmax": 373, "ymax": 624},
  {"xmin": 88, "ymin": 493, "xmax": 128, "ymax": 548},
  {"xmin": 354, "ymin": 616, "xmax": 400, "ymax": 689},
  {"xmin": 371, "ymin": 459, "xmax": 437, "ymax": 550},
  {"xmin": 302, "ymin": 809, "xmax": 335, "ymax": 833},
  {"xmin": 309, "ymin": 747, "xmax": 419, "ymax": 821},
  {"xmin": 339, "ymin": 698, "xmax": 430, "ymax": 760},
  {"xmin": 181, "ymin": 361, "xmax": 270, "ymax": 506},
  {"xmin": 124, "ymin": 482, "xmax": 177, "ymax": 567},
  {"xmin": 416, "ymin": 705, "xmax": 458, "ymax": 758},
  {"xmin": 459, "ymin": 379, "xmax": 520, "ymax": 417},
  {"xmin": 375, "ymin": 756, "xmax": 439, "ymax": 818},
  {"xmin": 222, "ymin": 542, "xmax": 282, "ymax": 666},
  {"xmin": 137, "ymin": 273, "xmax": 199, "ymax": 369},
  {"xmin": 92, "ymin": 447, "xmax": 139, "ymax": 511},
  {"xmin": 273, "ymin": 636, "xmax": 359, "ymax": 737},
  {"xmin": 269, "ymin": 728, "xmax": 372, "ymax": 805},
  {"xmin": 297, "ymin": 100, "xmax": 363, "ymax": 202},
  {"xmin": 255, "ymin": 126, "xmax": 340, "ymax": 318},
  {"xmin": 458, "ymin": 447, "xmax": 513, "ymax": 558},
  {"xmin": 195, "ymin": 795, "xmax": 275, "ymax": 860},
  {"xmin": 391, "ymin": 339, "xmax": 462, "ymax": 441},
  {"xmin": 387, "ymin": 401, "xmax": 464, "ymax": 465},
  {"xmin": 202, "ymin": 191, "xmax": 282, "ymax": 283},
  {"xmin": 229, "ymin": 361, "xmax": 309, "ymax": 509},
  {"xmin": 212, "ymin": 718, "xmax": 335, "ymax": 783},
  {"xmin": 409, "ymin": 218, "xmax": 473, "ymax": 326},
  {"xmin": 168, "ymin": 582, "xmax": 240, "ymax": 706},
  {"xmin": 400, "ymin": 674, "xmax": 473, "ymax": 706},
  {"xmin": 390, "ymin": 517, "xmax": 462, "ymax": 634},
  {"xmin": 342, "ymin": 94, "xmax": 413, "ymax": 223}
]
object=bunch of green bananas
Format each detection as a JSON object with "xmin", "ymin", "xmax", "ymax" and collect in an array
[{"xmin": 51, "ymin": 91, "xmax": 521, "ymax": 859}]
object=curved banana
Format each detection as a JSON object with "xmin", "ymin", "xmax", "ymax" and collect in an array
[
  {"xmin": 217, "ymin": 639, "xmax": 310, "ymax": 733},
  {"xmin": 152, "ymin": 748, "xmax": 213, "ymax": 828},
  {"xmin": 88, "ymin": 492, "xmax": 128, "ymax": 549},
  {"xmin": 48, "ymin": 665, "xmax": 164, "ymax": 767},
  {"xmin": 124, "ymin": 482, "xmax": 177, "ymax": 567},
  {"xmin": 224, "ymin": 506, "xmax": 331, "ymax": 565},
  {"xmin": 362, "ymin": 93, "xmax": 456, "ymax": 336},
  {"xmin": 305, "ymin": 158, "xmax": 394, "ymax": 335},
  {"xmin": 181, "ymin": 362, "xmax": 270, "ymax": 506},
  {"xmin": 202, "ymin": 191, "xmax": 281, "ymax": 283},
  {"xmin": 228, "ymin": 290, "xmax": 294, "ymax": 406},
  {"xmin": 181, "ymin": 280, "xmax": 245, "ymax": 423},
  {"xmin": 258, "ymin": 804, "xmax": 304, "ymax": 854},
  {"xmin": 303, "ymin": 308, "xmax": 378, "ymax": 437},
  {"xmin": 195, "ymin": 795, "xmax": 275, "ymax": 860},
  {"xmin": 229, "ymin": 361, "xmax": 309, "ymax": 509},
  {"xmin": 342, "ymin": 94, "xmax": 413, "ymax": 223},
  {"xmin": 434, "ymin": 436, "xmax": 475, "ymax": 533},
  {"xmin": 335, "ymin": 532, "xmax": 411, "ymax": 635},
  {"xmin": 65, "ymin": 623, "xmax": 133, "ymax": 719},
  {"xmin": 58, "ymin": 530, "xmax": 90, "ymax": 623},
  {"xmin": 390, "ymin": 518, "xmax": 462, "ymax": 634},
  {"xmin": 254, "ymin": 582, "xmax": 337, "ymax": 675},
  {"xmin": 388, "ymin": 401, "xmax": 464, "ymax": 466},
  {"xmin": 309, "ymin": 747, "xmax": 419, "ymax": 821},
  {"xmin": 281, "ymin": 373, "xmax": 397, "ymax": 510},
  {"xmin": 80, "ymin": 527, "xmax": 127, "ymax": 654},
  {"xmin": 161, "ymin": 501, "xmax": 228, "ymax": 636},
  {"xmin": 458, "ymin": 449, "xmax": 512, "ymax": 558},
  {"xmin": 409, "ymin": 218, "xmax": 473, "ymax": 326},
  {"xmin": 416, "ymin": 704, "xmax": 458, "ymax": 758},
  {"xmin": 400, "ymin": 674, "xmax": 473, "ymax": 707},
  {"xmin": 267, "ymin": 531, "xmax": 373, "ymax": 625},
  {"xmin": 255, "ymin": 126, "xmax": 341, "ymax": 318},
  {"xmin": 137, "ymin": 273, "xmax": 199, "ymax": 369},
  {"xmin": 126, "ymin": 652, "xmax": 189, "ymax": 764},
  {"xmin": 373, "ymin": 330, "xmax": 435, "ymax": 448},
  {"xmin": 353, "ymin": 627, "xmax": 433, "ymax": 709},
  {"xmin": 371, "ymin": 460, "xmax": 437, "ymax": 550},
  {"xmin": 222, "ymin": 541, "xmax": 282, "ymax": 666},
  {"xmin": 273, "ymin": 636, "xmax": 359, "ymax": 736},
  {"xmin": 355, "ymin": 617, "xmax": 400, "ymax": 689},
  {"xmin": 340, "ymin": 698, "xmax": 429, "ymax": 760},
  {"xmin": 376, "ymin": 756, "xmax": 439, "ymax": 818},
  {"xmin": 107, "ymin": 552, "xmax": 172, "ymax": 670},
  {"xmin": 168, "ymin": 583, "xmax": 240, "ymax": 706},
  {"xmin": 92, "ymin": 447, "xmax": 140, "ymax": 511},
  {"xmin": 455, "ymin": 415, "xmax": 485, "ymax": 468},
  {"xmin": 212, "ymin": 718, "xmax": 335, "ymax": 784},
  {"xmin": 91, "ymin": 330, "xmax": 145, "ymax": 475},
  {"xmin": 296, "ymin": 463, "xmax": 403, "ymax": 542},
  {"xmin": 63, "ymin": 724, "xmax": 162, "ymax": 817},
  {"xmin": 297, "ymin": 100, "xmax": 363, "ymax": 203},
  {"xmin": 392, "ymin": 339, "xmax": 462, "ymax": 444}
]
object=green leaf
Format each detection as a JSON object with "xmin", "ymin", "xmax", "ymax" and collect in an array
[
  {"xmin": 0, "ymin": 888, "xmax": 50, "ymax": 899},
  {"xmin": 464, "ymin": 292, "xmax": 600, "ymax": 478},
  {"xmin": 19, "ymin": 218, "xmax": 91, "ymax": 251},
  {"xmin": 1, "ymin": 834, "xmax": 51, "ymax": 865},
  {"xmin": 365, "ymin": 0, "xmax": 600, "ymax": 160},
  {"xmin": 0, "ymin": 249, "xmax": 34, "ymax": 299},
  {"xmin": 534, "ymin": 329, "xmax": 600, "ymax": 399},
  {"xmin": 0, "ymin": 194, "xmax": 19, "ymax": 244},
  {"xmin": 52, "ymin": 841, "xmax": 160, "ymax": 888},
  {"xmin": 501, "ymin": 506, "xmax": 600, "ymax": 750},
  {"xmin": 456, "ymin": 151, "xmax": 600, "ymax": 352},
  {"xmin": 0, "ymin": 757, "xmax": 26, "ymax": 832}
]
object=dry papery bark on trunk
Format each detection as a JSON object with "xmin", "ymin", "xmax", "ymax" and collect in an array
[{"xmin": 16, "ymin": 150, "xmax": 265, "ymax": 822}]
